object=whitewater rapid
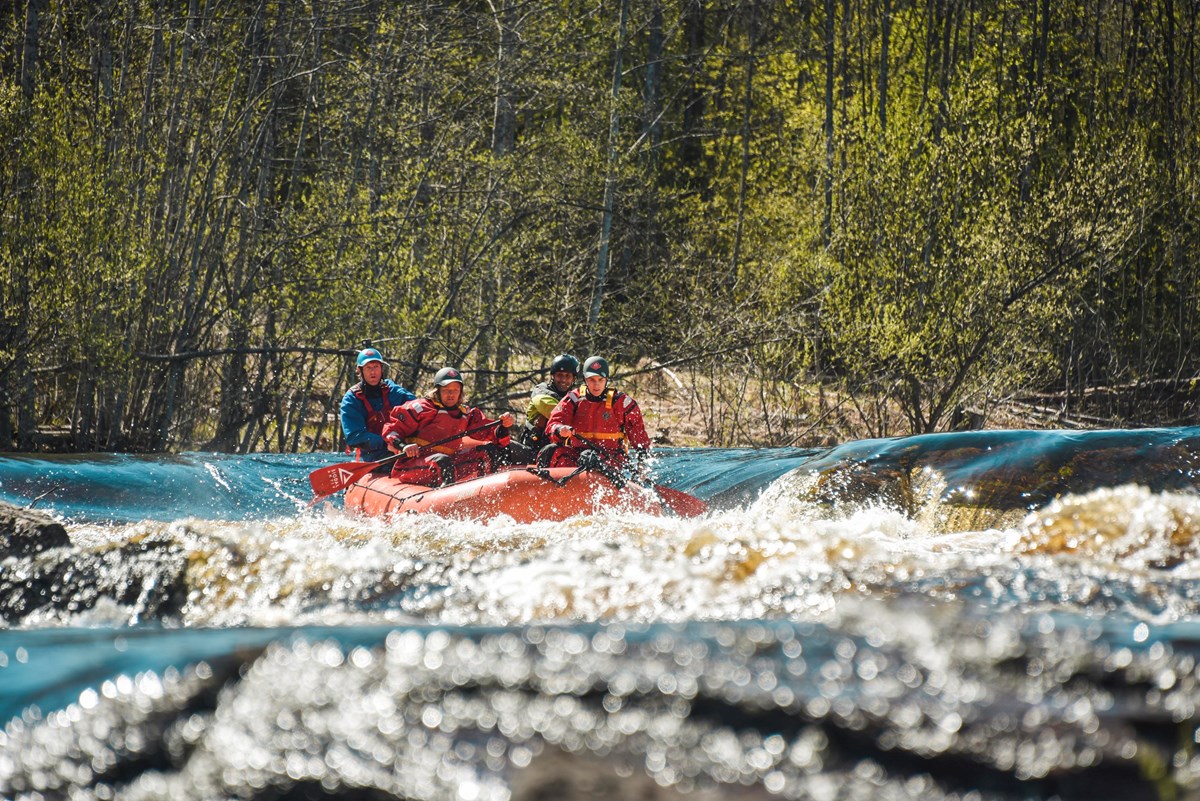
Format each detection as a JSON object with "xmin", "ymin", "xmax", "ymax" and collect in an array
[{"xmin": 4, "ymin": 429, "xmax": 1200, "ymax": 800}]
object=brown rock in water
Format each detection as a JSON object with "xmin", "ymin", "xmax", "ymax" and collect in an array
[{"xmin": 0, "ymin": 501, "xmax": 70, "ymax": 559}]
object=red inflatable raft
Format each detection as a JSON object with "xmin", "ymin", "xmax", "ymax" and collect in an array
[{"xmin": 344, "ymin": 467, "xmax": 706, "ymax": 523}]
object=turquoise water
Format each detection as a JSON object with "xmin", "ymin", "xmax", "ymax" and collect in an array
[{"xmin": 3, "ymin": 429, "xmax": 1200, "ymax": 799}]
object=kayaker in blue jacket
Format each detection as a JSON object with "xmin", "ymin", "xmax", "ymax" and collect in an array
[{"xmin": 339, "ymin": 347, "xmax": 416, "ymax": 462}]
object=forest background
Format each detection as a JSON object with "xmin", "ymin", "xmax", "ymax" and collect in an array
[{"xmin": 1, "ymin": 0, "xmax": 1197, "ymax": 453}]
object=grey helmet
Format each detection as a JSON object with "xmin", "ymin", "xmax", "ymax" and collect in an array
[
  {"xmin": 581, "ymin": 356, "xmax": 610, "ymax": 378},
  {"xmin": 432, "ymin": 367, "xmax": 464, "ymax": 387}
]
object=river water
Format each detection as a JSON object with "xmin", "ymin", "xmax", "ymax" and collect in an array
[{"xmin": 2, "ymin": 428, "xmax": 1200, "ymax": 799}]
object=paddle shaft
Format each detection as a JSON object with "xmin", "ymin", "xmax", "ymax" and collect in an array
[
  {"xmin": 392, "ymin": 418, "xmax": 503, "ymax": 460},
  {"xmin": 309, "ymin": 420, "xmax": 502, "ymax": 501}
]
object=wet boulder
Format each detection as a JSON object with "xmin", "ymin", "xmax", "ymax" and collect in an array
[
  {"xmin": 0, "ymin": 533, "xmax": 191, "ymax": 625},
  {"xmin": 0, "ymin": 501, "xmax": 69, "ymax": 558},
  {"xmin": 0, "ymin": 503, "xmax": 190, "ymax": 626}
]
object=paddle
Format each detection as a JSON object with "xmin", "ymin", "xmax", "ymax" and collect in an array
[
  {"xmin": 566, "ymin": 432, "xmax": 708, "ymax": 517},
  {"xmin": 308, "ymin": 421, "xmax": 502, "ymax": 502}
]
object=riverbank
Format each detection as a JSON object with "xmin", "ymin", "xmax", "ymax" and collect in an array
[
  {"xmin": 9, "ymin": 364, "xmax": 1198, "ymax": 454},
  {"xmin": 618, "ymin": 365, "xmax": 1200, "ymax": 449}
]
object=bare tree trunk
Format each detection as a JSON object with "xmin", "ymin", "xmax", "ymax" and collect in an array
[
  {"xmin": 1162, "ymin": 0, "xmax": 1178, "ymax": 185},
  {"xmin": 288, "ymin": 355, "xmax": 320, "ymax": 453},
  {"xmin": 1017, "ymin": 0, "xmax": 1043, "ymax": 203},
  {"xmin": 878, "ymin": 0, "xmax": 891, "ymax": 131},
  {"xmin": 640, "ymin": 0, "xmax": 665, "ymax": 254},
  {"xmin": 403, "ymin": 2, "xmax": 441, "ymax": 390},
  {"xmin": 0, "ymin": 380, "xmax": 11, "ymax": 449},
  {"xmin": 20, "ymin": 0, "xmax": 46, "ymax": 101},
  {"xmin": 680, "ymin": 1, "xmax": 706, "ymax": 191},
  {"xmin": 71, "ymin": 373, "xmax": 91, "ymax": 448},
  {"xmin": 12, "ymin": 277, "xmax": 33, "ymax": 451},
  {"xmin": 319, "ymin": 369, "xmax": 348, "ymax": 454},
  {"xmin": 491, "ymin": 0, "xmax": 517, "ymax": 159},
  {"xmin": 478, "ymin": 0, "xmax": 519, "ymax": 397},
  {"xmin": 731, "ymin": 1, "xmax": 756, "ymax": 277},
  {"xmin": 212, "ymin": 318, "xmax": 251, "ymax": 451},
  {"xmin": 589, "ymin": 0, "xmax": 629, "ymax": 341},
  {"xmin": 822, "ymin": 0, "xmax": 835, "ymax": 245},
  {"xmin": 644, "ymin": 0, "xmax": 663, "ymax": 160},
  {"xmin": 152, "ymin": 0, "xmax": 204, "ymax": 448},
  {"xmin": 11, "ymin": 0, "xmax": 48, "ymax": 450}
]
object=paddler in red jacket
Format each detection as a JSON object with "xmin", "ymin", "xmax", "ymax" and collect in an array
[
  {"xmin": 538, "ymin": 355, "xmax": 651, "ymax": 475},
  {"xmin": 382, "ymin": 367, "xmax": 518, "ymax": 486}
]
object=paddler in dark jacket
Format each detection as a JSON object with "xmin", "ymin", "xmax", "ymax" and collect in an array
[
  {"xmin": 520, "ymin": 353, "xmax": 580, "ymax": 451},
  {"xmin": 339, "ymin": 347, "xmax": 416, "ymax": 462}
]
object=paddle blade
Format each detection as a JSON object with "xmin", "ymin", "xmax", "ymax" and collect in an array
[
  {"xmin": 654, "ymin": 485, "xmax": 708, "ymax": 517},
  {"xmin": 308, "ymin": 461, "xmax": 376, "ymax": 499}
]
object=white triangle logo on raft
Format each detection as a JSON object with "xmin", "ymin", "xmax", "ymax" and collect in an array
[{"xmin": 338, "ymin": 468, "xmax": 356, "ymax": 485}]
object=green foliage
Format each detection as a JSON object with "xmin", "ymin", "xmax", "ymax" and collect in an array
[{"xmin": 1, "ymin": 0, "xmax": 1197, "ymax": 450}]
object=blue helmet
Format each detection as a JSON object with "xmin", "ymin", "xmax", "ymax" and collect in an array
[{"xmin": 356, "ymin": 348, "xmax": 388, "ymax": 368}]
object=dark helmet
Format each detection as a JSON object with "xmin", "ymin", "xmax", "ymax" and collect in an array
[
  {"xmin": 549, "ymin": 354, "xmax": 580, "ymax": 376},
  {"xmin": 432, "ymin": 367, "xmax": 464, "ymax": 387},
  {"xmin": 356, "ymin": 348, "xmax": 388, "ymax": 369},
  {"xmin": 581, "ymin": 355, "xmax": 610, "ymax": 378}
]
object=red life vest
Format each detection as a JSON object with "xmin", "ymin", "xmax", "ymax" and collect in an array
[
  {"xmin": 348, "ymin": 382, "xmax": 395, "ymax": 458},
  {"xmin": 352, "ymin": 382, "xmax": 393, "ymax": 435},
  {"xmin": 549, "ymin": 389, "xmax": 650, "ymax": 452},
  {"xmin": 393, "ymin": 397, "xmax": 476, "ymax": 455}
]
